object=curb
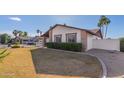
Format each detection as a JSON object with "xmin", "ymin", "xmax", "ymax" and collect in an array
[
  {"xmin": 44, "ymin": 48, "xmax": 107, "ymax": 78},
  {"xmin": 85, "ymin": 53, "xmax": 107, "ymax": 78}
]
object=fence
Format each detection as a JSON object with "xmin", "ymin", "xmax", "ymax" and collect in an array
[{"xmin": 92, "ymin": 39, "xmax": 120, "ymax": 51}]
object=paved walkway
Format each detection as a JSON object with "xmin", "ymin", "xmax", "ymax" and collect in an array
[
  {"xmin": 87, "ymin": 49, "xmax": 124, "ymax": 78},
  {"xmin": 0, "ymin": 45, "xmax": 8, "ymax": 48}
]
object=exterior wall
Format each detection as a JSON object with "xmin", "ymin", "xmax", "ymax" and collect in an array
[
  {"xmin": 46, "ymin": 38, "xmax": 49, "ymax": 42},
  {"xmin": 49, "ymin": 30, "xmax": 52, "ymax": 42},
  {"xmin": 36, "ymin": 37, "xmax": 44, "ymax": 47},
  {"xmin": 51, "ymin": 26, "xmax": 82, "ymax": 43},
  {"xmin": 81, "ymin": 31, "xmax": 87, "ymax": 50},
  {"xmin": 92, "ymin": 39, "xmax": 120, "ymax": 51},
  {"xmin": 87, "ymin": 33, "xmax": 101, "ymax": 50}
]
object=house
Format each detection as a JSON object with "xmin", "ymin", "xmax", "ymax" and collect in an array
[
  {"xmin": 35, "ymin": 36, "xmax": 44, "ymax": 47},
  {"xmin": 42, "ymin": 24, "xmax": 103, "ymax": 51},
  {"xmin": 20, "ymin": 36, "xmax": 44, "ymax": 47},
  {"xmin": 10, "ymin": 36, "xmax": 37, "ymax": 45},
  {"xmin": 20, "ymin": 37, "xmax": 37, "ymax": 45}
]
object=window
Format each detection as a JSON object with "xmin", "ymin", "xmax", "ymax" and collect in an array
[
  {"xmin": 66, "ymin": 33, "xmax": 77, "ymax": 43},
  {"xmin": 54, "ymin": 35, "xmax": 62, "ymax": 43}
]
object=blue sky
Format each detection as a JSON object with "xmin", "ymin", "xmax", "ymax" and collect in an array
[{"xmin": 0, "ymin": 15, "xmax": 124, "ymax": 38}]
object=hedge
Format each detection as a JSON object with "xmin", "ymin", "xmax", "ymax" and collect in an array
[
  {"xmin": 11, "ymin": 42, "xmax": 20, "ymax": 48},
  {"xmin": 46, "ymin": 42, "xmax": 84, "ymax": 52},
  {"xmin": 120, "ymin": 38, "xmax": 124, "ymax": 52},
  {"xmin": 11, "ymin": 45, "xmax": 20, "ymax": 48}
]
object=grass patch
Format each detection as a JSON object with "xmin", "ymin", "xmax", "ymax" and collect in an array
[
  {"xmin": 0, "ymin": 48, "xmax": 37, "ymax": 77},
  {"xmin": 0, "ymin": 48, "xmax": 102, "ymax": 78},
  {"xmin": 0, "ymin": 48, "xmax": 76, "ymax": 78}
]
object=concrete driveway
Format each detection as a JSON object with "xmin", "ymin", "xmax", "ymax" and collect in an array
[
  {"xmin": 0, "ymin": 44, "xmax": 8, "ymax": 48},
  {"xmin": 87, "ymin": 49, "xmax": 124, "ymax": 78}
]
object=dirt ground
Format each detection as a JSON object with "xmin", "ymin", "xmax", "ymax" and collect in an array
[
  {"xmin": 31, "ymin": 48, "xmax": 102, "ymax": 78},
  {"xmin": 0, "ymin": 48, "xmax": 102, "ymax": 78}
]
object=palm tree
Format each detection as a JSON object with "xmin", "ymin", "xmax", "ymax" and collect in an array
[
  {"xmin": 97, "ymin": 21, "xmax": 103, "ymax": 36},
  {"xmin": 105, "ymin": 19, "xmax": 111, "ymax": 38},
  {"xmin": 12, "ymin": 30, "xmax": 28, "ymax": 44},
  {"xmin": 97, "ymin": 15, "xmax": 111, "ymax": 38},
  {"xmin": 37, "ymin": 29, "xmax": 40, "ymax": 36},
  {"xmin": 13, "ymin": 30, "xmax": 18, "ymax": 38},
  {"xmin": 13, "ymin": 30, "xmax": 19, "ymax": 43},
  {"xmin": 23, "ymin": 32, "xmax": 28, "ymax": 37},
  {"xmin": 40, "ymin": 31, "xmax": 42, "ymax": 36},
  {"xmin": 18, "ymin": 31, "xmax": 23, "ymax": 37}
]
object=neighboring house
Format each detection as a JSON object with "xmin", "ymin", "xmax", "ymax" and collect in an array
[
  {"xmin": 42, "ymin": 24, "xmax": 103, "ymax": 50},
  {"xmin": 20, "ymin": 36, "xmax": 44, "ymax": 46},
  {"xmin": 35, "ymin": 36, "xmax": 44, "ymax": 47},
  {"xmin": 11, "ymin": 36, "xmax": 37, "ymax": 45},
  {"xmin": 20, "ymin": 37, "xmax": 36, "ymax": 45}
]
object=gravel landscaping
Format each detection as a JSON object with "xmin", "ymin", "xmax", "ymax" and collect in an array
[{"xmin": 31, "ymin": 48, "xmax": 102, "ymax": 78}]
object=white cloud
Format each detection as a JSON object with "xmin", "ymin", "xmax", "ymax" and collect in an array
[{"xmin": 9, "ymin": 17, "xmax": 21, "ymax": 22}]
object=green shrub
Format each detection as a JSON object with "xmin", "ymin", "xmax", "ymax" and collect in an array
[
  {"xmin": 15, "ymin": 42, "xmax": 20, "ymax": 45},
  {"xmin": 11, "ymin": 42, "xmax": 20, "ymax": 48},
  {"xmin": 120, "ymin": 38, "xmax": 124, "ymax": 52},
  {"xmin": 11, "ymin": 45, "xmax": 20, "ymax": 48},
  {"xmin": 46, "ymin": 42, "xmax": 83, "ymax": 52}
]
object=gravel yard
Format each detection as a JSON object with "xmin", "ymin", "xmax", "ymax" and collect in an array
[{"xmin": 31, "ymin": 48, "xmax": 102, "ymax": 78}]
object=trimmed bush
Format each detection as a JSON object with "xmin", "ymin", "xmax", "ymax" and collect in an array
[
  {"xmin": 11, "ymin": 42, "xmax": 20, "ymax": 48},
  {"xmin": 46, "ymin": 42, "xmax": 83, "ymax": 52},
  {"xmin": 120, "ymin": 38, "xmax": 124, "ymax": 52},
  {"xmin": 11, "ymin": 45, "xmax": 20, "ymax": 48}
]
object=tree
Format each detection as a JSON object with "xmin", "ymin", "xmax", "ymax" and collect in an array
[
  {"xmin": 0, "ymin": 34, "xmax": 11, "ymax": 44},
  {"xmin": 105, "ymin": 19, "xmax": 111, "ymax": 38},
  {"xmin": 40, "ymin": 31, "xmax": 42, "ymax": 36},
  {"xmin": 13, "ymin": 30, "xmax": 18, "ymax": 38},
  {"xmin": 18, "ymin": 31, "xmax": 23, "ymax": 37},
  {"xmin": 12, "ymin": 30, "xmax": 28, "ymax": 44},
  {"xmin": 37, "ymin": 29, "xmax": 40, "ymax": 36},
  {"xmin": 23, "ymin": 32, "xmax": 28, "ymax": 37},
  {"xmin": 13, "ymin": 30, "xmax": 20, "ymax": 43},
  {"xmin": 97, "ymin": 15, "xmax": 111, "ymax": 38}
]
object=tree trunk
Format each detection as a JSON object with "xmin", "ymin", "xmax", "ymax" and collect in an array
[
  {"xmin": 105, "ymin": 25, "xmax": 108, "ymax": 38},
  {"xmin": 102, "ymin": 26, "xmax": 104, "ymax": 39}
]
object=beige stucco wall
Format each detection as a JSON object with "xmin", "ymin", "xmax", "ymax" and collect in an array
[
  {"xmin": 87, "ymin": 33, "xmax": 101, "ymax": 50},
  {"xmin": 52, "ymin": 26, "xmax": 82, "ymax": 43},
  {"xmin": 46, "ymin": 38, "xmax": 49, "ymax": 42},
  {"xmin": 92, "ymin": 39, "xmax": 120, "ymax": 51}
]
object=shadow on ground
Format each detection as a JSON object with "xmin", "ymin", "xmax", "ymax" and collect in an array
[{"xmin": 31, "ymin": 48, "xmax": 102, "ymax": 78}]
